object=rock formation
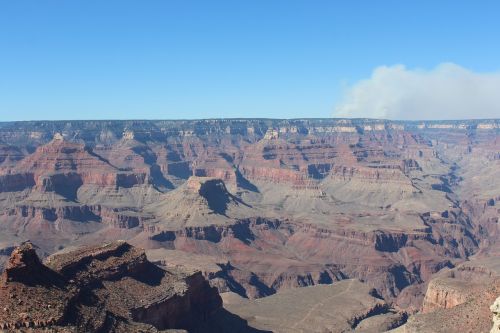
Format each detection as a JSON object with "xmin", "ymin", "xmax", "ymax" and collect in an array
[
  {"xmin": 490, "ymin": 297, "xmax": 500, "ymax": 333},
  {"xmin": 391, "ymin": 258, "xmax": 500, "ymax": 332},
  {"xmin": 0, "ymin": 241, "xmax": 223, "ymax": 332},
  {"xmin": 0, "ymin": 118, "xmax": 498, "ymax": 330},
  {"xmin": 491, "ymin": 296, "xmax": 500, "ymax": 333}
]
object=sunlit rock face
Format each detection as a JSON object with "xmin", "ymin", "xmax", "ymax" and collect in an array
[{"xmin": 492, "ymin": 297, "xmax": 500, "ymax": 333}]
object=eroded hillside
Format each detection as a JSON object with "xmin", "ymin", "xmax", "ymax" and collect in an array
[{"xmin": 0, "ymin": 118, "xmax": 498, "ymax": 330}]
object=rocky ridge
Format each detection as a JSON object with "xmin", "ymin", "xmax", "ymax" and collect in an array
[{"xmin": 0, "ymin": 241, "xmax": 223, "ymax": 332}]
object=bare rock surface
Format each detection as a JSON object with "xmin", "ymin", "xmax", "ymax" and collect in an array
[
  {"xmin": 491, "ymin": 296, "xmax": 500, "ymax": 333},
  {"xmin": 0, "ymin": 241, "xmax": 223, "ymax": 332},
  {"xmin": 391, "ymin": 259, "xmax": 500, "ymax": 333},
  {"xmin": 389, "ymin": 280, "xmax": 500, "ymax": 333}
]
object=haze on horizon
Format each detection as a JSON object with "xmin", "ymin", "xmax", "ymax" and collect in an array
[{"xmin": 1, "ymin": 1, "xmax": 499, "ymax": 121}]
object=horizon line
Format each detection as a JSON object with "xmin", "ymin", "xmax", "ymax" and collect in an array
[{"xmin": 1, "ymin": 117, "xmax": 499, "ymax": 123}]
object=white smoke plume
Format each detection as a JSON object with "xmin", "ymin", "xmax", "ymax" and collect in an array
[{"xmin": 334, "ymin": 63, "xmax": 500, "ymax": 120}]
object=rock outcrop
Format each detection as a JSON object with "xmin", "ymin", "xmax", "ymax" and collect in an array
[
  {"xmin": 0, "ymin": 242, "xmax": 77, "ymax": 330},
  {"xmin": 391, "ymin": 258, "xmax": 500, "ymax": 333},
  {"xmin": 421, "ymin": 278, "xmax": 475, "ymax": 313},
  {"xmin": 0, "ymin": 241, "xmax": 223, "ymax": 332},
  {"xmin": 492, "ymin": 297, "xmax": 500, "ymax": 333}
]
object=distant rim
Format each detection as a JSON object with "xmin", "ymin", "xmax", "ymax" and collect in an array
[{"xmin": 0, "ymin": 118, "xmax": 499, "ymax": 123}]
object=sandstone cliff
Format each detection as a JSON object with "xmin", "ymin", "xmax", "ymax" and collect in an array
[{"xmin": 391, "ymin": 258, "xmax": 500, "ymax": 332}]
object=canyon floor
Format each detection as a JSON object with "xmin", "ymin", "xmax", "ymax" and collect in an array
[{"xmin": 0, "ymin": 118, "xmax": 498, "ymax": 332}]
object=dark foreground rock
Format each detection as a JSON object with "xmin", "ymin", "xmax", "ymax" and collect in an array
[{"xmin": 0, "ymin": 241, "xmax": 225, "ymax": 332}]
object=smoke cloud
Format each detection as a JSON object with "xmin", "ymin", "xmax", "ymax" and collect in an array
[{"xmin": 334, "ymin": 63, "xmax": 500, "ymax": 120}]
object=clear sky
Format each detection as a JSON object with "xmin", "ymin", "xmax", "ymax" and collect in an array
[{"xmin": 1, "ymin": 1, "xmax": 500, "ymax": 121}]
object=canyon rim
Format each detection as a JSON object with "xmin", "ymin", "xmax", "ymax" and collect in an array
[{"xmin": 0, "ymin": 118, "xmax": 498, "ymax": 332}]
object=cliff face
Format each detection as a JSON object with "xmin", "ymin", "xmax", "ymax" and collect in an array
[
  {"xmin": 421, "ymin": 259, "xmax": 500, "ymax": 314},
  {"xmin": 392, "ymin": 279, "xmax": 500, "ymax": 333},
  {"xmin": 389, "ymin": 258, "xmax": 500, "ymax": 332},
  {"xmin": 491, "ymin": 297, "xmax": 500, "ymax": 333},
  {"xmin": 0, "ymin": 241, "xmax": 222, "ymax": 332},
  {"xmin": 422, "ymin": 278, "xmax": 474, "ymax": 312},
  {"xmin": 0, "ymin": 118, "xmax": 498, "ymax": 315}
]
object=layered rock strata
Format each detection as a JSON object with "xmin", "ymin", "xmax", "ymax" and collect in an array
[{"xmin": 0, "ymin": 118, "xmax": 498, "ymax": 318}]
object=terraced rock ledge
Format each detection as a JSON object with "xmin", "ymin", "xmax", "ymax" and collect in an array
[{"xmin": 0, "ymin": 241, "xmax": 222, "ymax": 332}]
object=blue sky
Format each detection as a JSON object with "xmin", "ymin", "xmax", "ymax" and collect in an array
[{"xmin": 1, "ymin": 1, "xmax": 500, "ymax": 120}]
